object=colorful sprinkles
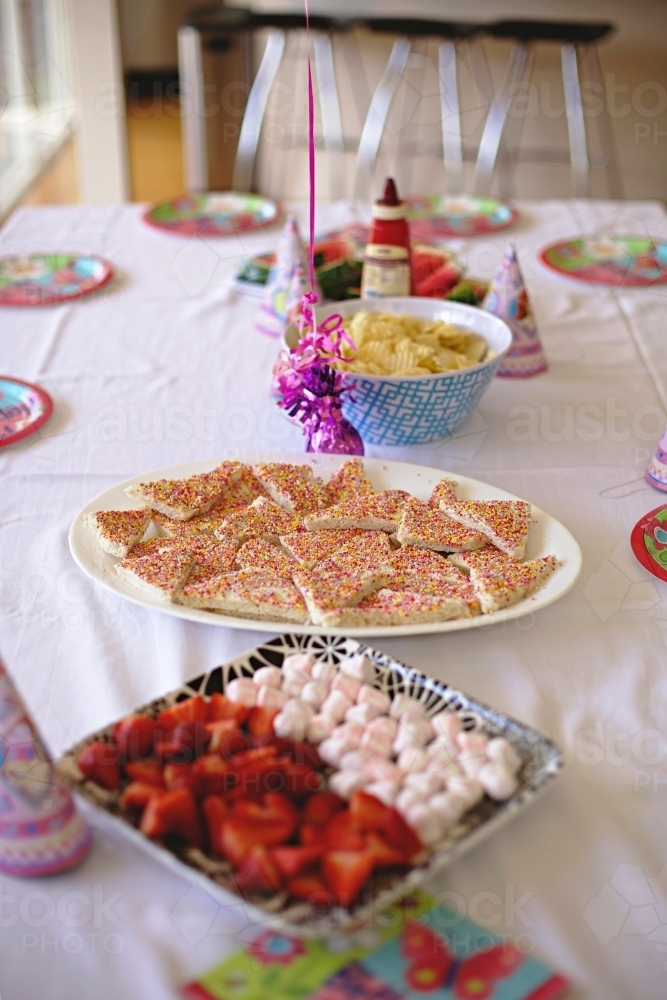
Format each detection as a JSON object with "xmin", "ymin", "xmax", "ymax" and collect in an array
[{"xmin": 86, "ymin": 460, "xmax": 557, "ymax": 625}]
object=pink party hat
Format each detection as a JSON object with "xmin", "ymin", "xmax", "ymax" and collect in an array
[
  {"xmin": 647, "ymin": 426, "xmax": 667, "ymax": 492},
  {"xmin": 0, "ymin": 657, "xmax": 92, "ymax": 877},
  {"xmin": 255, "ymin": 216, "xmax": 321, "ymax": 338},
  {"xmin": 483, "ymin": 246, "xmax": 547, "ymax": 378}
]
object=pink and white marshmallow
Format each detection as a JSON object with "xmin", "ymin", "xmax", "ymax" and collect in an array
[
  {"xmin": 486, "ymin": 737, "xmax": 521, "ymax": 774},
  {"xmin": 300, "ymin": 680, "xmax": 329, "ymax": 710},
  {"xmin": 430, "ymin": 791, "xmax": 467, "ymax": 827},
  {"xmin": 311, "ymin": 660, "xmax": 337, "ymax": 685},
  {"xmin": 405, "ymin": 804, "xmax": 442, "ymax": 847},
  {"xmin": 390, "ymin": 694, "xmax": 427, "ymax": 720},
  {"xmin": 341, "ymin": 749, "xmax": 374, "ymax": 771},
  {"xmin": 431, "ymin": 710, "xmax": 462, "ymax": 742},
  {"xmin": 360, "ymin": 729, "xmax": 393, "ymax": 757},
  {"xmin": 306, "ymin": 713, "xmax": 336, "ymax": 744},
  {"xmin": 340, "ymin": 654, "xmax": 374, "ymax": 684},
  {"xmin": 357, "ymin": 685, "xmax": 391, "ymax": 715},
  {"xmin": 365, "ymin": 780, "xmax": 400, "ymax": 806},
  {"xmin": 331, "ymin": 672, "xmax": 361, "ymax": 701},
  {"xmin": 319, "ymin": 737, "xmax": 359, "ymax": 767},
  {"xmin": 478, "ymin": 761, "xmax": 518, "ymax": 801},
  {"xmin": 321, "ymin": 690, "xmax": 353, "ymax": 723},
  {"xmin": 282, "ymin": 673, "xmax": 308, "ymax": 697},
  {"xmin": 329, "ymin": 770, "xmax": 370, "ymax": 799},
  {"xmin": 252, "ymin": 666, "xmax": 283, "ymax": 688},
  {"xmin": 402, "ymin": 772, "xmax": 441, "ymax": 797},
  {"xmin": 392, "ymin": 716, "xmax": 433, "ymax": 755},
  {"xmin": 256, "ymin": 685, "xmax": 289, "ymax": 710},
  {"xmin": 282, "ymin": 652, "xmax": 314, "ymax": 677},
  {"xmin": 396, "ymin": 787, "xmax": 427, "ymax": 815},
  {"xmin": 362, "ymin": 757, "xmax": 402, "ymax": 783},
  {"xmin": 225, "ymin": 678, "xmax": 257, "ymax": 706},
  {"xmin": 345, "ymin": 702, "xmax": 384, "ymax": 725},
  {"xmin": 397, "ymin": 747, "xmax": 428, "ymax": 774}
]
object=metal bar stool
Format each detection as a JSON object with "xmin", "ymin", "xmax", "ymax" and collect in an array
[
  {"xmin": 473, "ymin": 20, "xmax": 622, "ymax": 199},
  {"xmin": 178, "ymin": 6, "xmax": 354, "ymax": 195},
  {"xmin": 354, "ymin": 17, "xmax": 488, "ymax": 199}
]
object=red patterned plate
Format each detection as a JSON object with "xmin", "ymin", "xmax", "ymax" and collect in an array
[{"xmin": 0, "ymin": 376, "xmax": 53, "ymax": 447}]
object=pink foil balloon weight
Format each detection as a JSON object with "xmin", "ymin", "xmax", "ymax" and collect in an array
[
  {"xmin": 483, "ymin": 246, "xmax": 547, "ymax": 378},
  {"xmin": 0, "ymin": 658, "xmax": 92, "ymax": 876},
  {"xmin": 646, "ymin": 426, "xmax": 667, "ymax": 492}
]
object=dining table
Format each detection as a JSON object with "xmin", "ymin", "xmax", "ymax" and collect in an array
[{"xmin": 1, "ymin": 195, "xmax": 667, "ymax": 1000}]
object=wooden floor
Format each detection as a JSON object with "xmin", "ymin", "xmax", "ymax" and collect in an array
[{"xmin": 20, "ymin": 96, "xmax": 185, "ymax": 207}]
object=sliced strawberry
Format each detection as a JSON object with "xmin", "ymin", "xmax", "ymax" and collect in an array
[
  {"xmin": 163, "ymin": 763, "xmax": 197, "ymax": 791},
  {"xmin": 234, "ymin": 844, "xmax": 282, "ymax": 895},
  {"xmin": 264, "ymin": 792, "xmax": 299, "ymax": 829},
  {"xmin": 270, "ymin": 845, "xmax": 324, "ymax": 879},
  {"xmin": 322, "ymin": 850, "xmax": 375, "ymax": 907},
  {"xmin": 158, "ymin": 696, "xmax": 207, "ymax": 731},
  {"xmin": 350, "ymin": 790, "xmax": 390, "ymax": 831},
  {"xmin": 283, "ymin": 763, "xmax": 323, "ymax": 798},
  {"xmin": 324, "ymin": 810, "xmax": 365, "ymax": 851},
  {"xmin": 113, "ymin": 715, "xmax": 158, "ymax": 761},
  {"xmin": 299, "ymin": 823, "xmax": 321, "ymax": 846},
  {"xmin": 287, "ymin": 874, "xmax": 331, "ymax": 904},
  {"xmin": 302, "ymin": 791, "xmax": 344, "ymax": 826},
  {"xmin": 77, "ymin": 741, "xmax": 121, "ymax": 791},
  {"xmin": 207, "ymin": 692, "xmax": 249, "ymax": 726},
  {"xmin": 365, "ymin": 831, "xmax": 409, "ymax": 868},
  {"xmin": 193, "ymin": 755, "xmax": 236, "ymax": 796},
  {"xmin": 247, "ymin": 706, "xmax": 278, "ymax": 739},
  {"xmin": 156, "ymin": 720, "xmax": 209, "ymax": 763},
  {"xmin": 214, "ymin": 728, "xmax": 254, "ymax": 762},
  {"xmin": 205, "ymin": 718, "xmax": 240, "ymax": 751},
  {"xmin": 385, "ymin": 807, "xmax": 423, "ymax": 859},
  {"xmin": 121, "ymin": 781, "xmax": 160, "ymax": 810},
  {"xmin": 219, "ymin": 817, "xmax": 292, "ymax": 865},
  {"xmin": 125, "ymin": 761, "xmax": 165, "ymax": 787},
  {"xmin": 140, "ymin": 787, "xmax": 203, "ymax": 847},
  {"xmin": 288, "ymin": 741, "xmax": 323, "ymax": 769},
  {"xmin": 201, "ymin": 795, "xmax": 229, "ymax": 854}
]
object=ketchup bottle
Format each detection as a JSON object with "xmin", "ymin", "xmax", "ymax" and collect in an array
[{"xmin": 361, "ymin": 177, "xmax": 412, "ymax": 298}]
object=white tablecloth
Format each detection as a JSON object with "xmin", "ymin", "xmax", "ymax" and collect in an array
[{"xmin": 2, "ymin": 199, "xmax": 667, "ymax": 1000}]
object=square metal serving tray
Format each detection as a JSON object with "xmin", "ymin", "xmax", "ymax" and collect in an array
[{"xmin": 58, "ymin": 635, "xmax": 563, "ymax": 937}]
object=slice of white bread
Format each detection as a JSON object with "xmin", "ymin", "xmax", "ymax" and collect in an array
[{"xmin": 84, "ymin": 507, "xmax": 152, "ymax": 557}]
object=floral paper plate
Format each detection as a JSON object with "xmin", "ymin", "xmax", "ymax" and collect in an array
[
  {"xmin": 0, "ymin": 376, "xmax": 53, "ymax": 447},
  {"xmin": 144, "ymin": 192, "xmax": 282, "ymax": 237},
  {"xmin": 0, "ymin": 254, "xmax": 113, "ymax": 306},
  {"xmin": 406, "ymin": 196, "xmax": 518, "ymax": 238},
  {"xmin": 631, "ymin": 505, "xmax": 667, "ymax": 583},
  {"xmin": 540, "ymin": 235, "xmax": 667, "ymax": 286}
]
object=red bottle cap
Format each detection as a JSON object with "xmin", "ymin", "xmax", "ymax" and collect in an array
[{"xmin": 372, "ymin": 177, "xmax": 407, "ymax": 221}]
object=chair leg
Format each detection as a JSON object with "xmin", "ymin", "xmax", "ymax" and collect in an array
[
  {"xmin": 439, "ymin": 40, "xmax": 463, "ymax": 194},
  {"xmin": 232, "ymin": 29, "xmax": 286, "ymax": 192},
  {"xmin": 581, "ymin": 44, "xmax": 624, "ymax": 198},
  {"xmin": 473, "ymin": 42, "xmax": 530, "ymax": 196},
  {"xmin": 561, "ymin": 44, "xmax": 590, "ymax": 197},
  {"xmin": 496, "ymin": 44, "xmax": 534, "ymax": 199},
  {"xmin": 178, "ymin": 26, "xmax": 208, "ymax": 192},
  {"xmin": 354, "ymin": 36, "xmax": 411, "ymax": 199},
  {"xmin": 314, "ymin": 33, "xmax": 346, "ymax": 201},
  {"xmin": 314, "ymin": 34, "xmax": 344, "ymax": 153}
]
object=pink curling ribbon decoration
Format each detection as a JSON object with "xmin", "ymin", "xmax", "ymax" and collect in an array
[{"xmin": 272, "ymin": 0, "xmax": 363, "ymax": 456}]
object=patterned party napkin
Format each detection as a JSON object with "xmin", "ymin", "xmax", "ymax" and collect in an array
[{"xmin": 182, "ymin": 893, "xmax": 568, "ymax": 1000}]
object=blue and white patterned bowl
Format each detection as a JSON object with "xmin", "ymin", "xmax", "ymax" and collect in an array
[{"xmin": 284, "ymin": 297, "xmax": 512, "ymax": 445}]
